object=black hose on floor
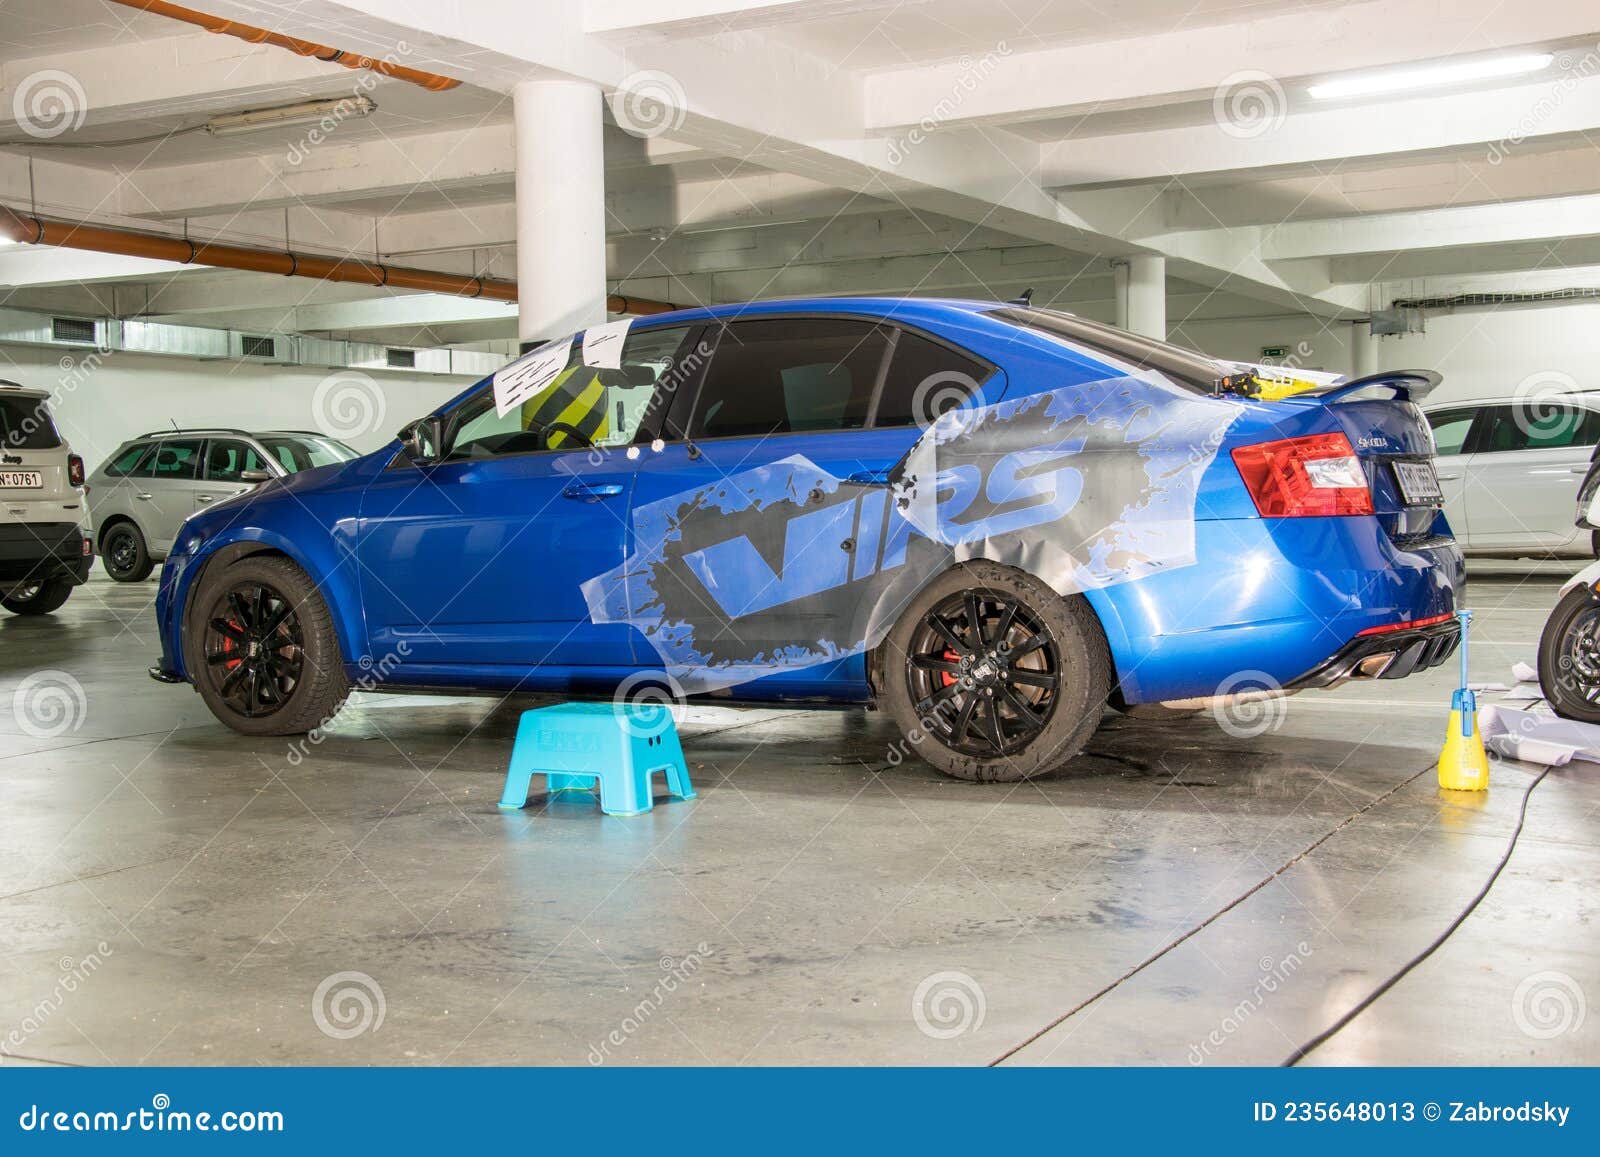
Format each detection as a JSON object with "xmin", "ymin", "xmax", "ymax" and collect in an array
[{"xmin": 1282, "ymin": 764, "xmax": 1556, "ymax": 1066}]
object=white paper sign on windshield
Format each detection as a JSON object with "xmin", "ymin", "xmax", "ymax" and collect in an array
[
  {"xmin": 582, "ymin": 318, "xmax": 633, "ymax": 370},
  {"xmin": 493, "ymin": 338, "xmax": 572, "ymax": 417}
]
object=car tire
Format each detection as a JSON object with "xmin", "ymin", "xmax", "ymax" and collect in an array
[
  {"xmin": 1538, "ymin": 584, "xmax": 1600, "ymax": 725},
  {"xmin": 101, "ymin": 522, "xmax": 154, "ymax": 583},
  {"xmin": 1, "ymin": 578, "xmax": 74, "ymax": 616},
  {"xmin": 878, "ymin": 562, "xmax": 1111, "ymax": 782},
  {"xmin": 187, "ymin": 554, "xmax": 350, "ymax": 736}
]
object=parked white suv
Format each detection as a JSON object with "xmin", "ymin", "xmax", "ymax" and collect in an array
[
  {"xmin": 86, "ymin": 428, "xmax": 357, "ymax": 581},
  {"xmin": 1424, "ymin": 390, "xmax": 1600, "ymax": 558},
  {"xmin": 0, "ymin": 380, "xmax": 92, "ymax": 615}
]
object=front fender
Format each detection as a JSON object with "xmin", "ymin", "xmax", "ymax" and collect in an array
[
  {"xmin": 1560, "ymin": 559, "xmax": 1600, "ymax": 597},
  {"xmin": 160, "ymin": 523, "xmax": 364, "ymax": 684}
]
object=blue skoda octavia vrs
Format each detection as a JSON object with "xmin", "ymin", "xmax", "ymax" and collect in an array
[{"xmin": 151, "ymin": 297, "xmax": 1464, "ymax": 782}]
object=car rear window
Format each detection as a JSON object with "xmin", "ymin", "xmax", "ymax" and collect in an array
[
  {"xmin": 985, "ymin": 306, "xmax": 1237, "ymax": 395},
  {"xmin": 0, "ymin": 395, "xmax": 63, "ymax": 450}
]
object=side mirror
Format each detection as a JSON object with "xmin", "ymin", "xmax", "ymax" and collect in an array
[
  {"xmin": 239, "ymin": 470, "xmax": 271, "ymax": 484},
  {"xmin": 399, "ymin": 417, "xmax": 442, "ymax": 465}
]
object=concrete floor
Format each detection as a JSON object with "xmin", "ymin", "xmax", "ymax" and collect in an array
[{"xmin": 1, "ymin": 564, "xmax": 1595, "ymax": 1067}]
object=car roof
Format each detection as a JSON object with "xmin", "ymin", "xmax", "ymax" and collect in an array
[
  {"xmin": 1426, "ymin": 389, "xmax": 1600, "ymax": 410},
  {"xmin": 627, "ymin": 295, "xmax": 1005, "ymax": 330},
  {"xmin": 135, "ymin": 428, "xmax": 341, "ymax": 440}
]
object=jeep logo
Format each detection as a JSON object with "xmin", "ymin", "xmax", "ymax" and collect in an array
[{"xmin": 0, "ymin": 454, "xmax": 21, "ymax": 465}]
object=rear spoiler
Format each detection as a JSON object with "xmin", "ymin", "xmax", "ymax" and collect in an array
[{"xmin": 1315, "ymin": 369, "xmax": 1442, "ymax": 405}]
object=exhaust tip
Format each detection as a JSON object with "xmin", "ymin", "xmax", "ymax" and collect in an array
[{"xmin": 1355, "ymin": 652, "xmax": 1398, "ymax": 679}]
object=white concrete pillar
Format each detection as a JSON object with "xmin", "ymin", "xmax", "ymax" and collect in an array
[
  {"xmin": 1350, "ymin": 319, "xmax": 1376, "ymax": 378},
  {"xmin": 1114, "ymin": 255, "xmax": 1166, "ymax": 340},
  {"xmin": 513, "ymin": 78, "xmax": 608, "ymax": 345}
]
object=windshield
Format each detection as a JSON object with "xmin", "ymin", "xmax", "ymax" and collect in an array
[
  {"xmin": 257, "ymin": 435, "xmax": 358, "ymax": 473},
  {"xmin": 985, "ymin": 306, "xmax": 1246, "ymax": 396},
  {"xmin": 0, "ymin": 395, "xmax": 63, "ymax": 450}
]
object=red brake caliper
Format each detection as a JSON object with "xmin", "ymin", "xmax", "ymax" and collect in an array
[
  {"xmin": 222, "ymin": 619, "xmax": 241, "ymax": 669},
  {"xmin": 940, "ymin": 649, "xmax": 958, "ymax": 687}
]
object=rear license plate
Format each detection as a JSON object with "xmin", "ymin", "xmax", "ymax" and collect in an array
[
  {"xmin": 1393, "ymin": 460, "xmax": 1443, "ymax": 505},
  {"xmin": 0, "ymin": 471, "xmax": 42, "ymax": 490}
]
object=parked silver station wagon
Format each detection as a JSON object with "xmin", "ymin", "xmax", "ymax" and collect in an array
[{"xmin": 87, "ymin": 428, "xmax": 357, "ymax": 582}]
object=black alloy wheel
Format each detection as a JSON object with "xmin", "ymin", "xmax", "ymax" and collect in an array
[
  {"xmin": 201, "ymin": 581, "xmax": 306, "ymax": 720},
  {"xmin": 904, "ymin": 589, "xmax": 1062, "ymax": 758}
]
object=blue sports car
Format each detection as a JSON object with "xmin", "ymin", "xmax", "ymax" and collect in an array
[{"xmin": 151, "ymin": 297, "xmax": 1464, "ymax": 781}]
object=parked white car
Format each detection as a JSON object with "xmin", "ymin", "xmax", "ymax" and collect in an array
[
  {"xmin": 1424, "ymin": 390, "xmax": 1600, "ymax": 558},
  {"xmin": 0, "ymin": 379, "xmax": 93, "ymax": 614}
]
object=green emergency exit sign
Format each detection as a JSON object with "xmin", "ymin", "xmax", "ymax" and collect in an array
[{"xmin": 1260, "ymin": 346, "xmax": 1289, "ymax": 359}]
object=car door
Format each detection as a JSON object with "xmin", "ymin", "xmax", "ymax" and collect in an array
[
  {"xmin": 1463, "ymin": 401, "xmax": 1600, "ymax": 551},
  {"xmin": 625, "ymin": 317, "xmax": 998, "ymax": 687},
  {"xmin": 195, "ymin": 438, "xmax": 271, "ymax": 516},
  {"xmin": 1424, "ymin": 406, "xmax": 1480, "ymax": 546},
  {"xmin": 135, "ymin": 438, "xmax": 204, "ymax": 555},
  {"xmin": 354, "ymin": 323, "xmax": 696, "ymax": 677}
]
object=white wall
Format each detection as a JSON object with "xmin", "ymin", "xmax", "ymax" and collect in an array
[
  {"xmin": 1177, "ymin": 300, "xmax": 1600, "ymax": 405},
  {"xmin": 0, "ymin": 344, "xmax": 484, "ymax": 469}
]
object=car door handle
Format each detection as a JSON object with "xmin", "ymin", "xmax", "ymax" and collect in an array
[
  {"xmin": 196, "ymin": 494, "xmax": 215, "ymax": 504},
  {"xmin": 1435, "ymin": 472, "xmax": 1460, "ymax": 481},
  {"xmin": 135, "ymin": 492, "xmax": 153, "ymax": 500},
  {"xmin": 847, "ymin": 470, "xmax": 892, "ymax": 485},
  {"xmin": 561, "ymin": 482, "xmax": 624, "ymax": 501},
  {"xmin": 1573, "ymin": 465, "xmax": 1590, "ymax": 473}
]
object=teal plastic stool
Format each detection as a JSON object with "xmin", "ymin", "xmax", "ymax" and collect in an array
[{"xmin": 497, "ymin": 702, "xmax": 695, "ymax": 816}]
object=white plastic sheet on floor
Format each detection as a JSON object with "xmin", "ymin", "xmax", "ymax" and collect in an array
[{"xmin": 1479, "ymin": 660, "xmax": 1600, "ymax": 767}]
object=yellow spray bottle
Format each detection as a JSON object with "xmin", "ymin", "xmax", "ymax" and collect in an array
[{"xmin": 1437, "ymin": 608, "xmax": 1490, "ymax": 791}]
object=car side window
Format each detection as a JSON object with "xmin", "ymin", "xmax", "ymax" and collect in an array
[
  {"xmin": 688, "ymin": 319, "xmax": 890, "ymax": 439},
  {"xmin": 445, "ymin": 325, "xmax": 696, "ymax": 461},
  {"xmin": 873, "ymin": 330, "xmax": 991, "ymax": 428},
  {"xmin": 204, "ymin": 439, "xmax": 267, "ymax": 482},
  {"xmin": 104, "ymin": 442, "xmax": 153, "ymax": 478},
  {"xmin": 1481, "ymin": 403, "xmax": 1600, "ymax": 453},
  {"xmin": 1426, "ymin": 409, "xmax": 1477, "ymax": 457},
  {"xmin": 147, "ymin": 439, "xmax": 202, "ymax": 479}
]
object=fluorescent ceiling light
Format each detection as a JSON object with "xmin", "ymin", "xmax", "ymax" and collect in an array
[
  {"xmin": 204, "ymin": 96, "xmax": 377, "ymax": 137},
  {"xmin": 1308, "ymin": 53, "xmax": 1554, "ymax": 100}
]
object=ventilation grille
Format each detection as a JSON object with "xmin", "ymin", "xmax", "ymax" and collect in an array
[
  {"xmin": 51, "ymin": 317, "xmax": 96, "ymax": 344},
  {"xmin": 385, "ymin": 348, "xmax": 416, "ymax": 368},
  {"xmin": 240, "ymin": 335, "xmax": 277, "ymax": 359}
]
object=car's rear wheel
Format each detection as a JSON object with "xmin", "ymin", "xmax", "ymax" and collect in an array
[
  {"xmin": 1, "ymin": 578, "xmax": 73, "ymax": 616},
  {"xmin": 1538, "ymin": 584, "xmax": 1600, "ymax": 724},
  {"xmin": 879, "ymin": 563, "xmax": 1111, "ymax": 782},
  {"xmin": 189, "ymin": 555, "xmax": 349, "ymax": 735},
  {"xmin": 101, "ymin": 522, "xmax": 154, "ymax": 582}
]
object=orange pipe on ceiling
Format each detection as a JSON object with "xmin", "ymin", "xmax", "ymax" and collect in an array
[
  {"xmin": 0, "ymin": 206, "xmax": 679, "ymax": 316},
  {"xmin": 107, "ymin": 0, "xmax": 463, "ymax": 92}
]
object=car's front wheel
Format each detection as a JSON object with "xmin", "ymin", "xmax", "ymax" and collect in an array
[
  {"xmin": 878, "ymin": 563, "xmax": 1111, "ymax": 782},
  {"xmin": 101, "ymin": 522, "xmax": 154, "ymax": 582},
  {"xmin": 1539, "ymin": 584, "xmax": 1600, "ymax": 724},
  {"xmin": 188, "ymin": 554, "xmax": 349, "ymax": 735},
  {"xmin": 1, "ymin": 578, "xmax": 74, "ymax": 616}
]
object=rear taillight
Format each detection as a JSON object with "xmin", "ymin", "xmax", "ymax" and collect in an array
[
  {"xmin": 1232, "ymin": 432, "xmax": 1374, "ymax": 517},
  {"xmin": 67, "ymin": 454, "xmax": 85, "ymax": 488}
]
